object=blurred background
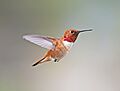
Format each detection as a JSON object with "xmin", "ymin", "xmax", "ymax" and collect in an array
[{"xmin": 0, "ymin": 0, "xmax": 120, "ymax": 91}]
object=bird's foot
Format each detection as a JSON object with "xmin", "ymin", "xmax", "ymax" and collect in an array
[{"xmin": 54, "ymin": 59, "xmax": 58, "ymax": 62}]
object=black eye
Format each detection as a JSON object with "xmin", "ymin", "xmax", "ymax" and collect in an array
[{"xmin": 70, "ymin": 31, "xmax": 74, "ymax": 33}]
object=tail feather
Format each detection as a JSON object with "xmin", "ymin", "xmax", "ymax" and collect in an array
[{"xmin": 32, "ymin": 57, "xmax": 45, "ymax": 66}]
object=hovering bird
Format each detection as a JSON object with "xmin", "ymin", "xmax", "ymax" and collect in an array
[{"xmin": 23, "ymin": 29, "xmax": 92, "ymax": 66}]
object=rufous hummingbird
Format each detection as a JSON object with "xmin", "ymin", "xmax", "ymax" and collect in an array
[{"xmin": 23, "ymin": 29, "xmax": 92, "ymax": 66}]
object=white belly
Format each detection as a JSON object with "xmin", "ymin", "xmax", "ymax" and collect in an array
[{"xmin": 63, "ymin": 41, "xmax": 73, "ymax": 50}]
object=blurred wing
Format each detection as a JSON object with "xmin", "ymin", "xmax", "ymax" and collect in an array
[{"xmin": 23, "ymin": 35, "xmax": 55, "ymax": 50}]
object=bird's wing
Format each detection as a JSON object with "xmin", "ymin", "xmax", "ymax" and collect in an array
[{"xmin": 23, "ymin": 35, "xmax": 56, "ymax": 50}]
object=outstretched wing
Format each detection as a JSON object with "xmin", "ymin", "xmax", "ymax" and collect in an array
[{"xmin": 23, "ymin": 35, "xmax": 56, "ymax": 50}]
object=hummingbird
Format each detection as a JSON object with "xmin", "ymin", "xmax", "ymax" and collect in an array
[{"xmin": 23, "ymin": 29, "xmax": 92, "ymax": 66}]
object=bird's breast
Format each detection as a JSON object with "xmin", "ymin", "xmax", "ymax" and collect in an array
[
  {"xmin": 63, "ymin": 41, "xmax": 73, "ymax": 50},
  {"xmin": 49, "ymin": 40, "xmax": 73, "ymax": 60}
]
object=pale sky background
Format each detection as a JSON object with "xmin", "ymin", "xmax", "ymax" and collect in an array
[{"xmin": 0, "ymin": 0, "xmax": 120, "ymax": 91}]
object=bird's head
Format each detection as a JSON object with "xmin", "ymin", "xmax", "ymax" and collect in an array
[{"xmin": 63, "ymin": 29, "xmax": 92, "ymax": 42}]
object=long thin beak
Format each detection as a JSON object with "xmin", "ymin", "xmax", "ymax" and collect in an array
[{"xmin": 79, "ymin": 29, "xmax": 93, "ymax": 33}]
